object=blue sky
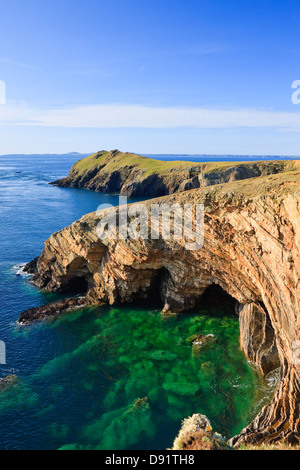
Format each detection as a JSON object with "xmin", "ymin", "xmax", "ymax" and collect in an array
[{"xmin": 1, "ymin": 0, "xmax": 300, "ymax": 155}]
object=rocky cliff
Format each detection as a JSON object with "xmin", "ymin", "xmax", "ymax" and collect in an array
[
  {"xmin": 23, "ymin": 165, "xmax": 300, "ymax": 447},
  {"xmin": 51, "ymin": 149, "xmax": 296, "ymax": 197}
]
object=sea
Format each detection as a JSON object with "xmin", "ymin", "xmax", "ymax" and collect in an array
[{"xmin": 0, "ymin": 153, "xmax": 287, "ymax": 450}]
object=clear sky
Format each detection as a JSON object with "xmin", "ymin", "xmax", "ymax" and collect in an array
[{"xmin": 1, "ymin": 0, "xmax": 300, "ymax": 155}]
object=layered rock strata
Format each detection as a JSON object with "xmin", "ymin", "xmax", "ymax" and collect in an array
[
  {"xmin": 23, "ymin": 168, "xmax": 300, "ymax": 446},
  {"xmin": 237, "ymin": 302, "xmax": 280, "ymax": 376}
]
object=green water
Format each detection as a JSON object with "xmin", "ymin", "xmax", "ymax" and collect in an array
[
  {"xmin": 0, "ymin": 155, "xmax": 278, "ymax": 450},
  {"xmin": 42, "ymin": 304, "xmax": 275, "ymax": 449},
  {"xmin": 0, "ymin": 298, "xmax": 277, "ymax": 450}
]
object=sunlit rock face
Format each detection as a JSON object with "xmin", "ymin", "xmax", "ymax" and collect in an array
[
  {"xmin": 237, "ymin": 302, "xmax": 280, "ymax": 377},
  {"xmin": 26, "ymin": 169, "xmax": 300, "ymax": 446}
]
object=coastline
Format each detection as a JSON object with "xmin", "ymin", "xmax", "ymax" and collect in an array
[{"xmin": 19, "ymin": 152, "xmax": 300, "ymax": 447}]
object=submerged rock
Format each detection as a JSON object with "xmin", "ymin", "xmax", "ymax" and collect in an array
[
  {"xmin": 186, "ymin": 334, "xmax": 198, "ymax": 343},
  {"xmin": 0, "ymin": 375, "xmax": 18, "ymax": 391},
  {"xmin": 131, "ymin": 397, "xmax": 149, "ymax": 410},
  {"xmin": 201, "ymin": 361, "xmax": 215, "ymax": 373},
  {"xmin": 192, "ymin": 334, "xmax": 215, "ymax": 353}
]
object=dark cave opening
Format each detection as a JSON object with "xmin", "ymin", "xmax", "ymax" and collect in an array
[
  {"xmin": 197, "ymin": 284, "xmax": 237, "ymax": 316},
  {"xmin": 61, "ymin": 257, "xmax": 90, "ymax": 295},
  {"xmin": 128, "ymin": 267, "xmax": 170, "ymax": 309},
  {"xmin": 142, "ymin": 268, "xmax": 238, "ymax": 316},
  {"xmin": 62, "ymin": 275, "xmax": 89, "ymax": 295}
]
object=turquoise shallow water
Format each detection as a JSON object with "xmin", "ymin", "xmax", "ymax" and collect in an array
[{"xmin": 0, "ymin": 154, "xmax": 278, "ymax": 450}]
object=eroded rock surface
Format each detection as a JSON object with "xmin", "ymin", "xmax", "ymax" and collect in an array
[
  {"xmin": 23, "ymin": 168, "xmax": 300, "ymax": 446},
  {"xmin": 238, "ymin": 302, "xmax": 280, "ymax": 376},
  {"xmin": 172, "ymin": 414, "xmax": 231, "ymax": 450},
  {"xmin": 18, "ymin": 297, "xmax": 87, "ymax": 325}
]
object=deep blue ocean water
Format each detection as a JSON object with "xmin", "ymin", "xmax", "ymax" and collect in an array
[{"xmin": 0, "ymin": 153, "xmax": 281, "ymax": 450}]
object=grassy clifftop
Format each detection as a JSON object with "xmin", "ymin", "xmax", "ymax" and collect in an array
[
  {"xmin": 51, "ymin": 149, "xmax": 299, "ymax": 197},
  {"xmin": 72, "ymin": 149, "xmax": 194, "ymax": 175}
]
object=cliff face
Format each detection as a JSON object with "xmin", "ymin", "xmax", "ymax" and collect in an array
[
  {"xmin": 25, "ymin": 168, "xmax": 300, "ymax": 447},
  {"xmin": 51, "ymin": 149, "xmax": 296, "ymax": 197}
]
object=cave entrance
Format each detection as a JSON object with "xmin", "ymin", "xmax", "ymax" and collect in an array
[
  {"xmin": 142, "ymin": 270, "xmax": 238, "ymax": 315},
  {"xmin": 197, "ymin": 284, "xmax": 237, "ymax": 317},
  {"xmin": 62, "ymin": 257, "xmax": 90, "ymax": 295},
  {"xmin": 126, "ymin": 267, "xmax": 174, "ymax": 309},
  {"xmin": 63, "ymin": 275, "xmax": 89, "ymax": 295},
  {"xmin": 198, "ymin": 284, "xmax": 280, "ymax": 378}
]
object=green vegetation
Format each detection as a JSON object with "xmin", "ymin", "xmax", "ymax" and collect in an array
[
  {"xmin": 72, "ymin": 150, "xmax": 196, "ymax": 176},
  {"xmin": 54, "ymin": 149, "xmax": 300, "ymax": 198},
  {"xmin": 70, "ymin": 149, "xmax": 297, "ymax": 179}
]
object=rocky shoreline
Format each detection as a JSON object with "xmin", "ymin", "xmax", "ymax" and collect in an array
[
  {"xmin": 20, "ymin": 155, "xmax": 300, "ymax": 447},
  {"xmin": 18, "ymin": 296, "xmax": 87, "ymax": 325}
]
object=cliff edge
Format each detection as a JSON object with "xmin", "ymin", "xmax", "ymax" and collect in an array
[
  {"xmin": 51, "ymin": 149, "xmax": 297, "ymax": 197},
  {"xmin": 23, "ymin": 164, "xmax": 300, "ymax": 447}
]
